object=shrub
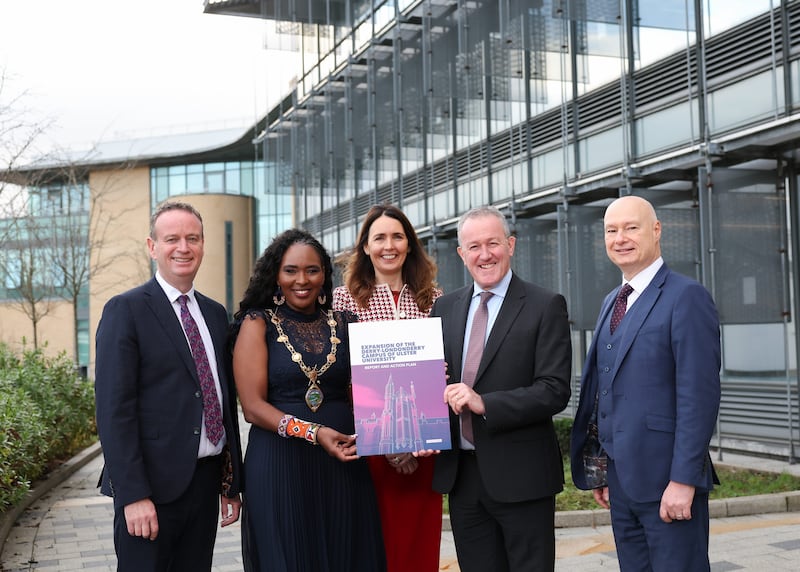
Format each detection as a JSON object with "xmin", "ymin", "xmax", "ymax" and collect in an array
[
  {"xmin": 554, "ymin": 415, "xmax": 573, "ymax": 458},
  {"xmin": 0, "ymin": 343, "xmax": 95, "ymax": 512},
  {"xmin": 0, "ymin": 386, "xmax": 46, "ymax": 510}
]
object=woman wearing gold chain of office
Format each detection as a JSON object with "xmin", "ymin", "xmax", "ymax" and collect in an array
[{"xmin": 230, "ymin": 228, "xmax": 386, "ymax": 572}]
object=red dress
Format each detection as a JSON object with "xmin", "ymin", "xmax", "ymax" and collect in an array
[
  {"xmin": 332, "ymin": 284, "xmax": 443, "ymax": 572},
  {"xmin": 367, "ymin": 455, "xmax": 441, "ymax": 571}
]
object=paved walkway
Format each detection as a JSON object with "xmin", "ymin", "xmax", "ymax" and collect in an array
[{"xmin": 3, "ymin": 446, "xmax": 800, "ymax": 571}]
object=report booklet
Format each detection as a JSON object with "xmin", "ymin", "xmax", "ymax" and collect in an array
[{"xmin": 348, "ymin": 317, "xmax": 452, "ymax": 456}]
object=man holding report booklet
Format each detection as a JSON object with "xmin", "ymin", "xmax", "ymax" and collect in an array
[{"xmin": 430, "ymin": 205, "xmax": 572, "ymax": 572}]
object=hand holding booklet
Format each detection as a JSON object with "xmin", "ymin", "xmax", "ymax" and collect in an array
[{"xmin": 348, "ymin": 317, "xmax": 452, "ymax": 456}]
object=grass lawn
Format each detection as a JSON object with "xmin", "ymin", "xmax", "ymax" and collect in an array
[
  {"xmin": 442, "ymin": 461, "xmax": 800, "ymax": 514},
  {"xmin": 556, "ymin": 461, "xmax": 800, "ymax": 511}
]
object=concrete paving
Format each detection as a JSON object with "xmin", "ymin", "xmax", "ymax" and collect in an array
[{"xmin": 2, "ymin": 442, "xmax": 800, "ymax": 571}]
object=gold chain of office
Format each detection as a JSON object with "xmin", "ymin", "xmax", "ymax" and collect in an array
[{"xmin": 267, "ymin": 308, "xmax": 340, "ymax": 412}]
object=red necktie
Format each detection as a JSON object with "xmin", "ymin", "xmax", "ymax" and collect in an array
[
  {"xmin": 461, "ymin": 291, "xmax": 493, "ymax": 444},
  {"xmin": 609, "ymin": 283, "xmax": 634, "ymax": 334},
  {"xmin": 178, "ymin": 295, "xmax": 224, "ymax": 445}
]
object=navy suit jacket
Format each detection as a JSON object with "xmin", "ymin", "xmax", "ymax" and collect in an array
[
  {"xmin": 571, "ymin": 264, "xmax": 721, "ymax": 502},
  {"xmin": 95, "ymin": 277, "xmax": 243, "ymax": 508},
  {"xmin": 431, "ymin": 273, "xmax": 572, "ymax": 503}
]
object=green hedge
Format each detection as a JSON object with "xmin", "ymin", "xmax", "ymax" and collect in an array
[{"xmin": 0, "ymin": 343, "xmax": 96, "ymax": 512}]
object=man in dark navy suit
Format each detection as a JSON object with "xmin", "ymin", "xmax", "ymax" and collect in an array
[
  {"xmin": 571, "ymin": 196, "xmax": 721, "ymax": 571},
  {"xmin": 95, "ymin": 201, "xmax": 243, "ymax": 571},
  {"xmin": 431, "ymin": 205, "xmax": 572, "ymax": 572}
]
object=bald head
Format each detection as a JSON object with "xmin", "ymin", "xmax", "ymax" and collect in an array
[{"xmin": 603, "ymin": 196, "xmax": 662, "ymax": 280}]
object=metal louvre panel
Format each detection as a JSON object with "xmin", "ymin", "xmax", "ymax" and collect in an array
[
  {"xmin": 711, "ymin": 171, "xmax": 785, "ymax": 325},
  {"xmin": 565, "ymin": 205, "xmax": 619, "ymax": 331},
  {"xmin": 511, "ymin": 218, "xmax": 559, "ymax": 292},
  {"xmin": 717, "ymin": 380, "xmax": 799, "ymax": 454},
  {"xmin": 428, "ymin": 238, "xmax": 465, "ymax": 294}
]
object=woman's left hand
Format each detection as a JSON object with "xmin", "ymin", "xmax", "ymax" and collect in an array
[
  {"xmin": 386, "ymin": 452, "xmax": 418, "ymax": 474},
  {"xmin": 318, "ymin": 427, "xmax": 359, "ymax": 462}
]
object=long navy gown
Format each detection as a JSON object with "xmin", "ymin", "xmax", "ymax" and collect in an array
[{"xmin": 239, "ymin": 306, "xmax": 386, "ymax": 572}]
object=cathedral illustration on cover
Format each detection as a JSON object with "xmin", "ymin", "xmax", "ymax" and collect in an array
[
  {"xmin": 348, "ymin": 318, "xmax": 452, "ymax": 456},
  {"xmin": 354, "ymin": 370, "xmax": 451, "ymax": 455}
]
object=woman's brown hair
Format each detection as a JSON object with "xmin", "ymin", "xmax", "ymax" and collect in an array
[{"xmin": 343, "ymin": 204, "xmax": 438, "ymax": 311}]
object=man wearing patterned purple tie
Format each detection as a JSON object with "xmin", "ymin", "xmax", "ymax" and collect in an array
[
  {"xmin": 95, "ymin": 201, "xmax": 243, "ymax": 571},
  {"xmin": 571, "ymin": 196, "xmax": 721, "ymax": 571}
]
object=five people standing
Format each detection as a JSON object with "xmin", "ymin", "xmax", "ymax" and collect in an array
[{"xmin": 95, "ymin": 197, "xmax": 721, "ymax": 571}]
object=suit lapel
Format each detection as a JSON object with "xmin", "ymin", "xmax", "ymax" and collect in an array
[
  {"xmin": 196, "ymin": 292, "xmax": 229, "ymax": 383},
  {"xmin": 474, "ymin": 274, "xmax": 524, "ymax": 387},
  {"xmin": 612, "ymin": 265, "xmax": 670, "ymax": 377},
  {"xmin": 450, "ymin": 287, "xmax": 473, "ymax": 383},
  {"xmin": 143, "ymin": 278, "xmax": 199, "ymax": 387}
]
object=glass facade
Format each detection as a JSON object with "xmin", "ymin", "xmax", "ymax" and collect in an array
[
  {"xmin": 202, "ymin": 0, "xmax": 800, "ymax": 458},
  {"xmin": 0, "ymin": 182, "xmax": 90, "ymax": 366},
  {"xmin": 150, "ymin": 160, "xmax": 292, "ymax": 250}
]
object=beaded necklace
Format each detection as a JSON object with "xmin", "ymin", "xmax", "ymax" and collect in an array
[{"xmin": 267, "ymin": 308, "xmax": 340, "ymax": 412}]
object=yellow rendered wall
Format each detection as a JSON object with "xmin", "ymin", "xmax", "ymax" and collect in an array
[
  {"xmin": 87, "ymin": 178, "xmax": 254, "ymax": 376},
  {"xmin": 1, "ymin": 168, "xmax": 255, "ymax": 377},
  {"xmin": 0, "ymin": 300, "xmax": 77, "ymax": 359},
  {"xmin": 184, "ymin": 193, "xmax": 254, "ymax": 313},
  {"xmin": 0, "ymin": 165, "xmax": 150, "ymax": 363},
  {"xmin": 87, "ymin": 165, "xmax": 153, "ymax": 376}
]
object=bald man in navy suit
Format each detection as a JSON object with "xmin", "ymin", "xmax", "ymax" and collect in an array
[{"xmin": 571, "ymin": 196, "xmax": 721, "ymax": 571}]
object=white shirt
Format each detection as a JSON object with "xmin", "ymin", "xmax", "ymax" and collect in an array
[
  {"xmin": 155, "ymin": 272, "xmax": 225, "ymax": 457},
  {"xmin": 622, "ymin": 257, "xmax": 664, "ymax": 311},
  {"xmin": 458, "ymin": 269, "xmax": 512, "ymax": 449}
]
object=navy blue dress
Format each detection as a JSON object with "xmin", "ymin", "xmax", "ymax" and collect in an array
[{"xmin": 240, "ymin": 307, "xmax": 385, "ymax": 572}]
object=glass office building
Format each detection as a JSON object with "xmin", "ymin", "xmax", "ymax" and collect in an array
[{"xmin": 204, "ymin": 0, "xmax": 800, "ymax": 460}]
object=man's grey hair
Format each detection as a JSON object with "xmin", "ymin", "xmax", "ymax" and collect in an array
[{"xmin": 457, "ymin": 205, "xmax": 511, "ymax": 245}]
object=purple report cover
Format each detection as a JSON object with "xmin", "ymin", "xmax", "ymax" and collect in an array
[{"xmin": 348, "ymin": 318, "xmax": 452, "ymax": 456}]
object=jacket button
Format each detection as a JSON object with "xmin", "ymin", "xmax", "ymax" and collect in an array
[
  {"xmin": 193, "ymin": 427, "xmax": 201, "ymax": 435},
  {"xmin": 195, "ymin": 391, "xmax": 202, "ymax": 398}
]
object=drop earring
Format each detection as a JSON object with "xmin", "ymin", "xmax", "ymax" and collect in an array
[
  {"xmin": 273, "ymin": 287, "xmax": 285, "ymax": 306},
  {"xmin": 317, "ymin": 293, "xmax": 327, "ymax": 305}
]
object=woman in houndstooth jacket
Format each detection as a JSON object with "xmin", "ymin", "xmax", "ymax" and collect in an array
[{"xmin": 333, "ymin": 204, "xmax": 443, "ymax": 572}]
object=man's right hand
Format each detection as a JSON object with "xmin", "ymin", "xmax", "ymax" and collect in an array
[
  {"xmin": 124, "ymin": 498, "xmax": 159, "ymax": 540},
  {"xmin": 593, "ymin": 486, "xmax": 610, "ymax": 509}
]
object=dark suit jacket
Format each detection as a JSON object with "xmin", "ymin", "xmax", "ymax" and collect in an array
[
  {"xmin": 571, "ymin": 264, "xmax": 721, "ymax": 502},
  {"xmin": 95, "ymin": 277, "xmax": 243, "ymax": 508},
  {"xmin": 431, "ymin": 273, "xmax": 572, "ymax": 503}
]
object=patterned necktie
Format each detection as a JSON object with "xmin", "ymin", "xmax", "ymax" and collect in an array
[
  {"xmin": 178, "ymin": 295, "xmax": 224, "ymax": 445},
  {"xmin": 461, "ymin": 291, "xmax": 493, "ymax": 444},
  {"xmin": 609, "ymin": 283, "xmax": 634, "ymax": 334}
]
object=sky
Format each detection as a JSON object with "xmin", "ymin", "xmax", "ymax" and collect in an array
[{"xmin": 0, "ymin": 0, "xmax": 297, "ymax": 155}]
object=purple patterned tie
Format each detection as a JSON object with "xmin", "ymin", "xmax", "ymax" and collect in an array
[
  {"xmin": 178, "ymin": 295, "xmax": 224, "ymax": 445},
  {"xmin": 610, "ymin": 283, "xmax": 634, "ymax": 334},
  {"xmin": 461, "ymin": 291, "xmax": 493, "ymax": 444}
]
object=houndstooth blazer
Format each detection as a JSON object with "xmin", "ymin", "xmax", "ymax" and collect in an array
[{"xmin": 332, "ymin": 283, "xmax": 442, "ymax": 321}]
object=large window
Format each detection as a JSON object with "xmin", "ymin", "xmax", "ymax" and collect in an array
[{"xmin": 151, "ymin": 160, "xmax": 293, "ymax": 253}]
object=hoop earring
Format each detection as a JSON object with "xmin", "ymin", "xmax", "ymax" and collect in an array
[
  {"xmin": 317, "ymin": 294, "xmax": 327, "ymax": 305},
  {"xmin": 273, "ymin": 287, "xmax": 285, "ymax": 306}
]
